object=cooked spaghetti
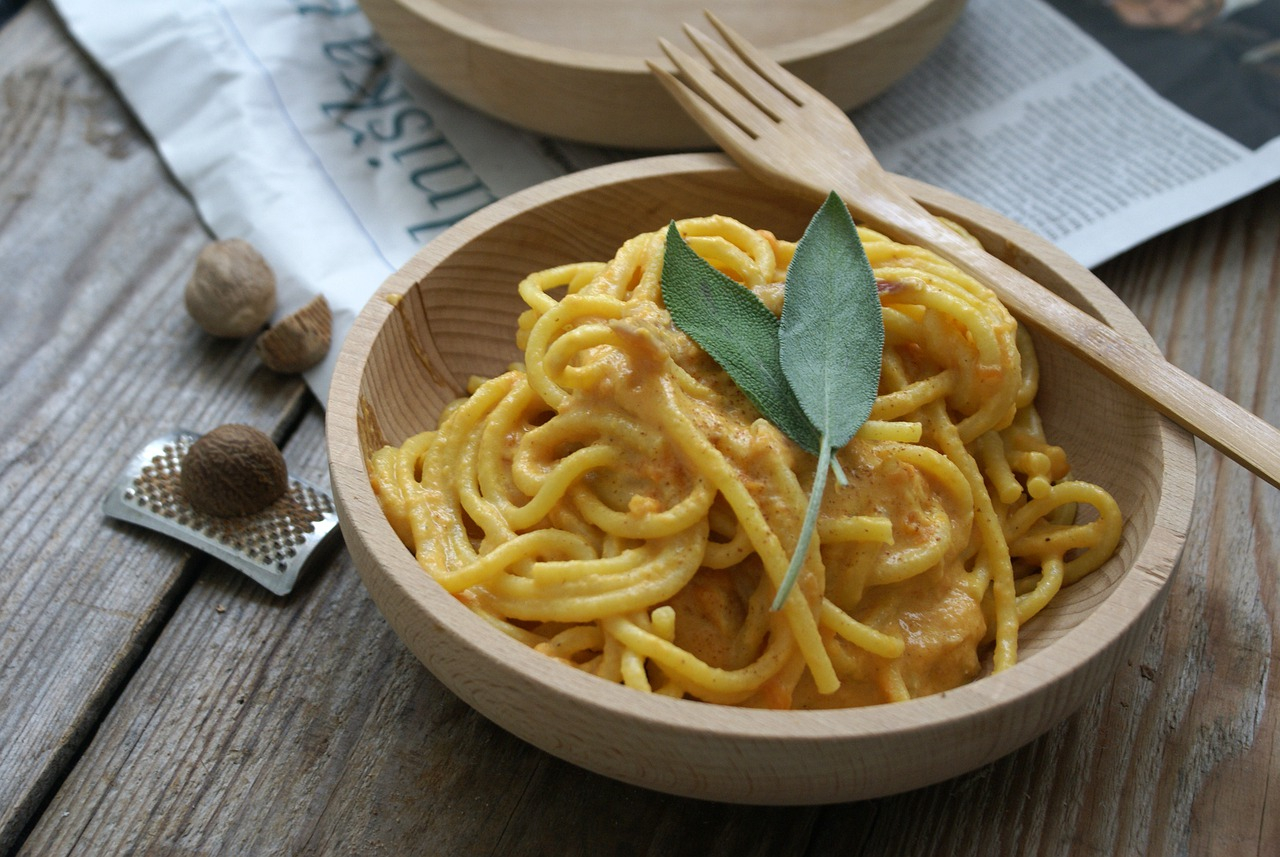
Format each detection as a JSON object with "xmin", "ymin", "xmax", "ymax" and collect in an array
[{"xmin": 369, "ymin": 214, "xmax": 1123, "ymax": 709}]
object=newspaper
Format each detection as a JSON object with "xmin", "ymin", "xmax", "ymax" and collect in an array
[{"xmin": 49, "ymin": 0, "xmax": 1280, "ymax": 401}]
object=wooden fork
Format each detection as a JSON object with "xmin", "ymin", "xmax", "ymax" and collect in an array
[{"xmin": 650, "ymin": 14, "xmax": 1280, "ymax": 490}]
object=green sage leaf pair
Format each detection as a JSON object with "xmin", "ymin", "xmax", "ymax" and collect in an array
[{"xmin": 661, "ymin": 193, "xmax": 885, "ymax": 610}]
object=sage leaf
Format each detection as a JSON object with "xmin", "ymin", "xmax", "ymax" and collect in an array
[
  {"xmin": 780, "ymin": 191, "xmax": 884, "ymax": 451},
  {"xmin": 772, "ymin": 435, "xmax": 832, "ymax": 612},
  {"xmin": 771, "ymin": 193, "xmax": 885, "ymax": 609},
  {"xmin": 657, "ymin": 201, "xmax": 887, "ymax": 615},
  {"xmin": 660, "ymin": 222, "xmax": 820, "ymax": 454}
]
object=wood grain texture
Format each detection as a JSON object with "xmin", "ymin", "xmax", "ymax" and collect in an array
[
  {"xmin": 2, "ymin": 1, "xmax": 1278, "ymax": 854},
  {"xmin": 0, "ymin": 3, "xmax": 308, "ymax": 851},
  {"xmin": 1092, "ymin": 188, "xmax": 1279, "ymax": 857},
  {"xmin": 356, "ymin": 0, "xmax": 965, "ymax": 148},
  {"xmin": 23, "ymin": 408, "xmax": 822, "ymax": 856}
]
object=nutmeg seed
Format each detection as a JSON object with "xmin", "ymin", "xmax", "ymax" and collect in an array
[
  {"xmin": 180, "ymin": 424, "xmax": 288, "ymax": 518},
  {"xmin": 184, "ymin": 239, "xmax": 277, "ymax": 338},
  {"xmin": 255, "ymin": 294, "xmax": 332, "ymax": 373}
]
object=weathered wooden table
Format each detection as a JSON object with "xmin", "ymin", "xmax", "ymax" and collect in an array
[{"xmin": 2, "ymin": 2, "xmax": 1278, "ymax": 854}]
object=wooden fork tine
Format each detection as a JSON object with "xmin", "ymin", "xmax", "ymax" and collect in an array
[
  {"xmin": 704, "ymin": 12, "xmax": 818, "ymax": 106},
  {"xmin": 652, "ymin": 39, "xmax": 771, "ymax": 141},
  {"xmin": 680, "ymin": 25, "xmax": 793, "ymax": 120},
  {"xmin": 647, "ymin": 59, "xmax": 758, "ymax": 150}
]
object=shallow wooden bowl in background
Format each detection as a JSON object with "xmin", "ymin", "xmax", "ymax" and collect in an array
[
  {"xmin": 357, "ymin": 0, "xmax": 967, "ymax": 149},
  {"xmin": 326, "ymin": 153, "xmax": 1196, "ymax": 804}
]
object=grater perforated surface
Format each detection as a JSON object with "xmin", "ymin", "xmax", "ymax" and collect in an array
[{"xmin": 102, "ymin": 430, "xmax": 341, "ymax": 595}]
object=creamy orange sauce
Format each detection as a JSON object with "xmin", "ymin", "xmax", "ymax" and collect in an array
[{"xmin": 370, "ymin": 215, "xmax": 1122, "ymax": 710}]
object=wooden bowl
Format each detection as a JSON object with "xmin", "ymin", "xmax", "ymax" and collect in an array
[
  {"xmin": 327, "ymin": 154, "xmax": 1196, "ymax": 804},
  {"xmin": 357, "ymin": 0, "xmax": 967, "ymax": 149}
]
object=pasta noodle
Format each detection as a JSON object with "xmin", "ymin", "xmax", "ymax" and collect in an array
[{"xmin": 369, "ymin": 214, "xmax": 1123, "ymax": 709}]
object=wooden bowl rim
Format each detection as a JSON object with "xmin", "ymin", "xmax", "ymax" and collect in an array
[
  {"xmin": 328, "ymin": 153, "xmax": 1195, "ymax": 751},
  {"xmin": 376, "ymin": 0, "xmax": 957, "ymax": 74}
]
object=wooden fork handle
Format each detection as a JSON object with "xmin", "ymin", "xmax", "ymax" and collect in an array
[{"xmin": 860, "ymin": 188, "xmax": 1280, "ymax": 490}]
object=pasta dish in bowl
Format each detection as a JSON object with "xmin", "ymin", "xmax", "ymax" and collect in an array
[{"xmin": 327, "ymin": 154, "xmax": 1194, "ymax": 802}]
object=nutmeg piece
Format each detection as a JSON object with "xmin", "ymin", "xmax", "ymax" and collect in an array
[
  {"xmin": 180, "ymin": 424, "xmax": 289, "ymax": 518},
  {"xmin": 184, "ymin": 239, "xmax": 277, "ymax": 338},
  {"xmin": 255, "ymin": 294, "xmax": 332, "ymax": 373}
]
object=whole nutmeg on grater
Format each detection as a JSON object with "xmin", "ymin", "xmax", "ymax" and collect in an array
[
  {"xmin": 180, "ymin": 424, "xmax": 288, "ymax": 517},
  {"xmin": 101, "ymin": 428, "xmax": 340, "ymax": 595}
]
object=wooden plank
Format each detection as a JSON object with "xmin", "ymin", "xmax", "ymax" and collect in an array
[
  {"xmin": 4, "ymin": 0, "xmax": 1278, "ymax": 853},
  {"xmin": 23, "ymin": 191, "xmax": 1280, "ymax": 853},
  {"xmin": 0, "ymin": 7, "xmax": 814, "ymax": 853},
  {"xmin": 22, "ymin": 407, "xmax": 819, "ymax": 856},
  {"xmin": 805, "ymin": 182, "xmax": 1280, "ymax": 856},
  {"xmin": 1103, "ymin": 185, "xmax": 1279, "ymax": 857},
  {"xmin": 0, "ymin": 2, "xmax": 310, "ymax": 850}
]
